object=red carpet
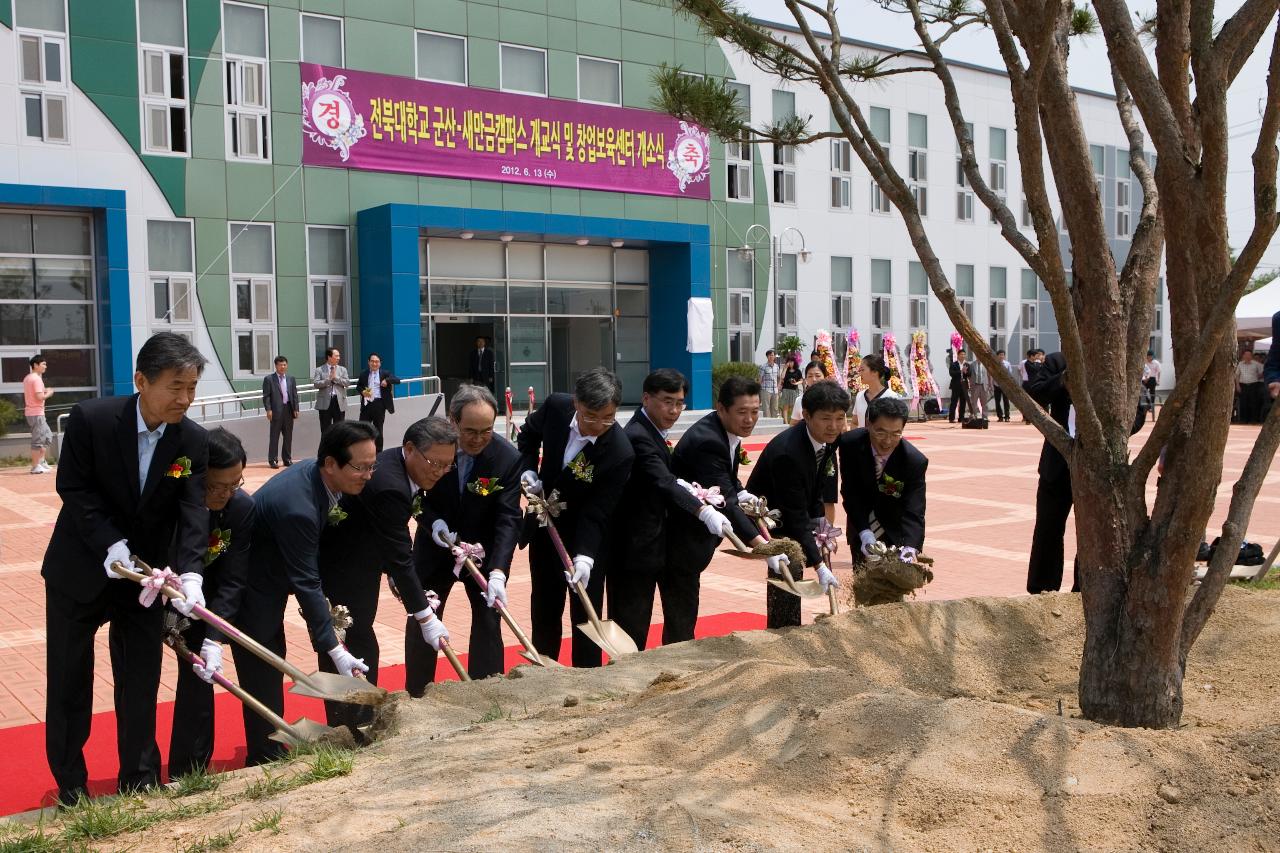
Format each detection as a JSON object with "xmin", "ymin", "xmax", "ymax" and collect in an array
[{"xmin": 0, "ymin": 611, "xmax": 765, "ymax": 816}]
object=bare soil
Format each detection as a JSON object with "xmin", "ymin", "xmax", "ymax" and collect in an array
[{"xmin": 111, "ymin": 586, "xmax": 1280, "ymax": 852}]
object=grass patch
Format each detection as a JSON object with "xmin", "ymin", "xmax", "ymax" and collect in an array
[
  {"xmin": 474, "ymin": 702, "xmax": 508, "ymax": 723},
  {"xmin": 0, "ymin": 821, "xmax": 90, "ymax": 853},
  {"xmin": 1235, "ymin": 568, "xmax": 1280, "ymax": 590},
  {"xmin": 168, "ymin": 767, "xmax": 221, "ymax": 798},
  {"xmin": 0, "ymin": 456, "xmax": 37, "ymax": 469},
  {"xmin": 248, "ymin": 808, "xmax": 283, "ymax": 834},
  {"xmin": 177, "ymin": 827, "xmax": 238, "ymax": 852},
  {"xmin": 244, "ymin": 745, "xmax": 354, "ymax": 800},
  {"xmin": 58, "ymin": 795, "xmax": 155, "ymax": 841},
  {"xmin": 242, "ymin": 772, "xmax": 293, "ymax": 802},
  {"xmin": 299, "ymin": 744, "xmax": 354, "ymax": 782}
]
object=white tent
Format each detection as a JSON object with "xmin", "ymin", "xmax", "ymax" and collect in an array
[{"xmin": 1236, "ymin": 277, "xmax": 1280, "ymax": 338}]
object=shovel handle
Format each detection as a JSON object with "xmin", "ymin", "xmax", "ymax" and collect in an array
[
  {"xmin": 724, "ymin": 529, "xmax": 752, "ymax": 553},
  {"xmin": 541, "ymin": 520, "xmax": 609, "ymax": 632},
  {"xmin": 438, "ymin": 638, "xmax": 471, "ymax": 681},
  {"xmin": 171, "ymin": 645, "xmax": 306, "ymax": 743},
  {"xmin": 461, "ymin": 557, "xmax": 544, "ymax": 665},
  {"xmin": 754, "ymin": 518, "xmax": 773, "ymax": 542},
  {"xmin": 821, "ymin": 546, "xmax": 840, "ymax": 616}
]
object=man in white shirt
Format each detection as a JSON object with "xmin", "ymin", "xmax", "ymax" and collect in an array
[
  {"xmin": 1236, "ymin": 349, "xmax": 1266, "ymax": 423},
  {"xmin": 313, "ymin": 347, "xmax": 350, "ymax": 434}
]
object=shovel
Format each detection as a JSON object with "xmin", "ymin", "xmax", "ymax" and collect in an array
[
  {"xmin": 451, "ymin": 545, "xmax": 558, "ymax": 668},
  {"xmin": 675, "ymin": 480, "xmax": 767, "ymax": 562},
  {"xmin": 115, "ymin": 560, "xmax": 388, "ymax": 707},
  {"xmin": 438, "ymin": 637, "xmax": 471, "ymax": 682},
  {"xmin": 164, "ymin": 625, "xmax": 342, "ymax": 747},
  {"xmin": 750, "ymin": 516, "xmax": 825, "ymax": 599},
  {"xmin": 523, "ymin": 488, "xmax": 638, "ymax": 659}
]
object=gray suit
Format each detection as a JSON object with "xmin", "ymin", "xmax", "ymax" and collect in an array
[{"xmin": 312, "ymin": 362, "xmax": 349, "ymax": 432}]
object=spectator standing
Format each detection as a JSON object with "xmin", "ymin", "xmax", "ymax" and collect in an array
[
  {"xmin": 758, "ymin": 350, "xmax": 780, "ymax": 419},
  {"xmin": 312, "ymin": 347, "xmax": 349, "ymax": 433},
  {"xmin": 779, "ymin": 356, "xmax": 803, "ymax": 422},
  {"xmin": 1266, "ymin": 310, "xmax": 1280, "ymax": 401},
  {"xmin": 947, "ymin": 349, "xmax": 968, "ymax": 423},
  {"xmin": 992, "ymin": 350, "xmax": 1013, "ymax": 422},
  {"xmin": 790, "ymin": 361, "xmax": 829, "ymax": 425},
  {"xmin": 1236, "ymin": 350, "xmax": 1266, "ymax": 423},
  {"xmin": 357, "ymin": 352, "xmax": 400, "ymax": 451},
  {"xmin": 23, "ymin": 353, "xmax": 54, "ymax": 474},
  {"xmin": 469, "ymin": 336, "xmax": 496, "ymax": 392},
  {"xmin": 261, "ymin": 356, "xmax": 298, "ymax": 468}
]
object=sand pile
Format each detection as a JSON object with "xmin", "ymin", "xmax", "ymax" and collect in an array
[{"xmin": 108, "ymin": 587, "xmax": 1280, "ymax": 852}]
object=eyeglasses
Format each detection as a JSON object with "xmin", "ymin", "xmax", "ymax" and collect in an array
[
  {"xmin": 869, "ymin": 427, "xmax": 904, "ymax": 440},
  {"xmin": 344, "ymin": 461, "xmax": 378, "ymax": 474},
  {"xmin": 651, "ymin": 396, "xmax": 686, "ymax": 410},
  {"xmin": 205, "ymin": 478, "xmax": 244, "ymax": 497},
  {"xmin": 578, "ymin": 414, "xmax": 616, "ymax": 428},
  {"xmin": 460, "ymin": 427, "xmax": 494, "ymax": 440},
  {"xmin": 411, "ymin": 445, "xmax": 455, "ymax": 472}
]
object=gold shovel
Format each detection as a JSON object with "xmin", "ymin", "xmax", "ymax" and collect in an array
[
  {"xmin": 452, "ymin": 547, "xmax": 559, "ymax": 668},
  {"xmin": 746, "ymin": 511, "xmax": 825, "ymax": 599}
]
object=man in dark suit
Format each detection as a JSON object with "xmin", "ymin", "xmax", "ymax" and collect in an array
[
  {"xmin": 948, "ymin": 349, "xmax": 968, "ymax": 423},
  {"xmin": 169, "ymin": 427, "xmax": 255, "ymax": 779},
  {"xmin": 517, "ymin": 367, "xmax": 634, "ymax": 667},
  {"xmin": 318, "ymin": 417, "xmax": 454, "ymax": 729},
  {"xmin": 357, "ymin": 352, "xmax": 400, "ymax": 452},
  {"xmin": 605, "ymin": 370, "xmax": 729, "ymax": 650},
  {"xmin": 235, "ymin": 421, "xmax": 388, "ymax": 764},
  {"xmin": 1024, "ymin": 351, "xmax": 1076, "ymax": 594},
  {"xmin": 840, "ymin": 396, "xmax": 928, "ymax": 563},
  {"xmin": 469, "ymin": 336, "xmax": 496, "ymax": 392},
  {"xmin": 668, "ymin": 376, "xmax": 779, "ymax": 634},
  {"xmin": 410, "ymin": 385, "xmax": 522, "ymax": 688},
  {"xmin": 1265, "ymin": 310, "xmax": 1280, "ymax": 402},
  {"xmin": 747, "ymin": 381, "xmax": 848, "ymax": 628},
  {"xmin": 42, "ymin": 332, "xmax": 209, "ymax": 805},
  {"xmin": 262, "ymin": 355, "xmax": 299, "ymax": 468}
]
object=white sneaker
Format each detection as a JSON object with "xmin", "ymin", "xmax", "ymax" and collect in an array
[
  {"xmin": 37, "ymin": 461, "xmax": 51, "ymax": 472},
  {"xmin": 30, "ymin": 466, "xmax": 45, "ymax": 474}
]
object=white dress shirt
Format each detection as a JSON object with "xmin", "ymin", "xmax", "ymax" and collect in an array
[
  {"xmin": 368, "ymin": 369, "xmax": 381, "ymax": 400},
  {"xmin": 136, "ymin": 401, "xmax": 167, "ymax": 488},
  {"xmin": 640, "ymin": 407, "xmax": 669, "ymax": 439},
  {"xmin": 562, "ymin": 414, "xmax": 598, "ymax": 469},
  {"xmin": 727, "ymin": 432, "xmax": 742, "ymax": 465},
  {"xmin": 277, "ymin": 373, "xmax": 289, "ymax": 404}
]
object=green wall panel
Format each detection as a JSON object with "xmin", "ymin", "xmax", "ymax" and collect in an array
[
  {"xmin": 345, "ymin": 19, "xmax": 414, "ymax": 76},
  {"xmin": 276, "ymin": 325, "xmax": 311, "ymax": 371},
  {"xmin": 547, "ymin": 18, "xmax": 575, "ymax": 52},
  {"xmin": 621, "ymin": 0, "xmax": 673, "ymax": 36},
  {"xmin": 190, "ymin": 105, "xmax": 224, "ymax": 159},
  {"xmin": 276, "ymin": 275, "xmax": 308, "ymax": 323},
  {"xmin": 272, "ymin": 113, "xmax": 303, "ymax": 166},
  {"xmin": 674, "ymin": 38, "xmax": 706, "ymax": 75},
  {"xmin": 500, "ymin": 8, "xmax": 547, "ymax": 47},
  {"xmin": 502, "ymin": 0, "xmax": 547, "ymax": 14},
  {"xmin": 348, "ymin": 170, "xmax": 418, "ymax": 212},
  {"xmin": 274, "ymin": 223, "xmax": 306, "ymax": 276},
  {"xmin": 194, "ymin": 218, "xmax": 229, "ymax": 277},
  {"xmin": 347, "ymin": 0, "xmax": 413, "ymax": 26},
  {"xmin": 140, "ymin": 155, "xmax": 187, "ymax": 213},
  {"xmin": 273, "ymin": 165, "xmax": 306, "ymax": 222},
  {"xmin": 272, "ymin": 62, "xmax": 302, "ymax": 114},
  {"xmin": 418, "ymin": 177, "xmax": 472, "ymax": 208},
  {"xmin": 302, "ymin": 167, "xmax": 349, "ymax": 224},
  {"xmin": 548, "ymin": 187, "xmax": 580, "ymax": 215},
  {"xmin": 417, "ymin": 0, "xmax": 467, "ymax": 34},
  {"xmin": 468, "ymin": 38, "xmax": 499, "ymax": 88},
  {"xmin": 471, "ymin": 180, "xmax": 503, "ymax": 209},
  {"xmin": 621, "ymin": 31, "xmax": 673, "ymax": 67},
  {"xmin": 547, "ymin": 49, "xmax": 576, "ymax": 99},
  {"xmin": 185, "ymin": 159, "xmax": 228, "ymax": 218},
  {"xmin": 576, "ymin": 23, "xmax": 620, "ymax": 59},
  {"xmin": 575, "ymin": 0, "xmax": 618, "ymax": 27},
  {"xmin": 68, "ymin": 0, "xmax": 136, "ymax": 43},
  {"xmin": 70, "ymin": 37, "xmax": 137, "ymax": 97},
  {"xmin": 301, "ymin": 0, "xmax": 343, "ymax": 15},
  {"xmin": 268, "ymin": 5, "xmax": 299, "ymax": 62},
  {"xmin": 0, "ymin": 0, "xmax": 10, "ymax": 28},
  {"xmin": 467, "ymin": 3, "xmax": 499, "ymax": 39},
  {"xmin": 578, "ymin": 189, "xmax": 624, "ymax": 219},
  {"xmin": 226, "ymin": 162, "xmax": 276, "ymax": 220},
  {"xmin": 86, "ymin": 94, "xmax": 142, "ymax": 149},
  {"xmin": 502, "ymin": 183, "xmax": 551, "ymax": 212}
]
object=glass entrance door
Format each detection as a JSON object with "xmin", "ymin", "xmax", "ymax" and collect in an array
[{"xmin": 550, "ymin": 317, "xmax": 613, "ymax": 395}]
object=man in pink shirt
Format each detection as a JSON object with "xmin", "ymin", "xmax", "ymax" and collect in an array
[{"xmin": 23, "ymin": 354, "xmax": 54, "ymax": 474}]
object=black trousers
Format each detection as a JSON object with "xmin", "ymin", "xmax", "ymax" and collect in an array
[
  {"xmin": 231, "ymin": 579, "xmax": 291, "ymax": 766},
  {"xmin": 45, "ymin": 579, "xmax": 164, "ymax": 803},
  {"xmin": 1240, "ymin": 382, "xmax": 1266, "ymax": 424},
  {"xmin": 1027, "ymin": 472, "xmax": 1078, "ymax": 594},
  {"xmin": 949, "ymin": 386, "xmax": 968, "ymax": 422},
  {"xmin": 317, "ymin": 567, "xmax": 383, "ymax": 730},
  {"xmin": 404, "ymin": 562, "xmax": 504, "ymax": 695},
  {"xmin": 993, "ymin": 388, "xmax": 1010, "ymax": 421},
  {"xmin": 267, "ymin": 407, "xmax": 295, "ymax": 464},
  {"xmin": 359, "ymin": 399, "xmax": 388, "ymax": 451},
  {"xmin": 168, "ymin": 620, "xmax": 215, "ymax": 779},
  {"xmin": 606, "ymin": 560, "xmax": 701, "ymax": 651},
  {"xmin": 528, "ymin": 533, "xmax": 605, "ymax": 668},
  {"xmin": 766, "ymin": 554, "xmax": 805, "ymax": 629},
  {"xmin": 317, "ymin": 398, "xmax": 344, "ymax": 433}
]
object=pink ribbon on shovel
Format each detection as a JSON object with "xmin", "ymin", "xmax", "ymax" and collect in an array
[
  {"xmin": 815, "ymin": 519, "xmax": 842, "ymax": 555},
  {"xmin": 138, "ymin": 567, "xmax": 178, "ymax": 608},
  {"xmin": 687, "ymin": 482, "xmax": 726, "ymax": 507},
  {"xmin": 451, "ymin": 541, "xmax": 486, "ymax": 578},
  {"xmin": 425, "ymin": 590, "xmax": 442, "ymax": 613}
]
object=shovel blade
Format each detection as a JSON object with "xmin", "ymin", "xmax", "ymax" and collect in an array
[
  {"xmin": 766, "ymin": 577, "xmax": 826, "ymax": 598},
  {"xmin": 266, "ymin": 718, "xmax": 344, "ymax": 747},
  {"xmin": 518, "ymin": 648, "xmax": 562, "ymax": 667},
  {"xmin": 720, "ymin": 547, "xmax": 768, "ymax": 560},
  {"xmin": 575, "ymin": 618, "xmax": 640, "ymax": 658},
  {"xmin": 287, "ymin": 671, "xmax": 388, "ymax": 706}
]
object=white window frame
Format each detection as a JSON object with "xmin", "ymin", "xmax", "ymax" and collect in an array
[
  {"xmin": 137, "ymin": 0, "xmax": 190, "ymax": 157},
  {"xmin": 989, "ymin": 160, "xmax": 1007, "ymax": 193},
  {"xmin": 16, "ymin": 4, "xmax": 70, "ymax": 146},
  {"xmin": 726, "ymin": 136, "xmax": 752, "ymax": 202},
  {"xmin": 956, "ymin": 158, "xmax": 970, "ymax": 188},
  {"xmin": 306, "ymin": 225, "xmax": 351, "ymax": 367},
  {"xmin": 830, "ymin": 139, "xmax": 852, "ymax": 210},
  {"xmin": 959, "ymin": 298, "xmax": 974, "ymax": 322},
  {"xmin": 956, "ymin": 190, "xmax": 974, "ymax": 222},
  {"xmin": 228, "ymin": 221, "xmax": 276, "ymax": 377},
  {"xmin": 1021, "ymin": 196, "xmax": 1032, "ymax": 229},
  {"xmin": 911, "ymin": 184, "xmax": 928, "ymax": 217},
  {"xmin": 909, "ymin": 296, "xmax": 927, "ymax": 329},
  {"xmin": 908, "ymin": 148, "xmax": 928, "ymax": 183},
  {"xmin": 499, "ymin": 43, "xmax": 547, "ymax": 97},
  {"xmin": 1116, "ymin": 210, "xmax": 1131, "ymax": 238},
  {"xmin": 776, "ymin": 291, "xmax": 797, "ymax": 330},
  {"xmin": 577, "ymin": 55, "xmax": 621, "ymax": 106},
  {"xmin": 871, "ymin": 295, "xmax": 892, "ymax": 330},
  {"xmin": 831, "ymin": 293, "xmax": 854, "ymax": 328},
  {"xmin": 990, "ymin": 300, "xmax": 1007, "ymax": 332},
  {"xmin": 147, "ymin": 218, "xmax": 196, "ymax": 335},
  {"xmin": 415, "ymin": 30, "xmax": 468, "ymax": 86},
  {"xmin": 222, "ymin": 1, "xmax": 270, "ymax": 162},
  {"xmin": 1021, "ymin": 301, "xmax": 1038, "ymax": 331},
  {"xmin": 772, "ymin": 144, "xmax": 796, "ymax": 205},
  {"xmin": 871, "ymin": 182, "xmax": 891, "ymax": 215},
  {"xmin": 300, "ymin": 12, "xmax": 345, "ymax": 66},
  {"xmin": 728, "ymin": 289, "xmax": 754, "ymax": 362}
]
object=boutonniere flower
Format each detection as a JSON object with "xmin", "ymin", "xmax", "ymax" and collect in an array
[
  {"xmin": 824, "ymin": 456, "xmax": 836, "ymax": 478},
  {"xmin": 166, "ymin": 456, "xmax": 193, "ymax": 479},
  {"xmin": 736, "ymin": 446, "xmax": 752, "ymax": 467},
  {"xmin": 569, "ymin": 451, "xmax": 595, "ymax": 484},
  {"xmin": 361, "ymin": 387, "xmax": 372, "ymax": 398},
  {"xmin": 205, "ymin": 528, "xmax": 230, "ymax": 566},
  {"xmin": 327, "ymin": 504, "xmax": 348, "ymax": 526},
  {"xmin": 666, "ymin": 439, "xmax": 675, "ymax": 454},
  {"xmin": 410, "ymin": 493, "xmax": 423, "ymax": 518},
  {"xmin": 878, "ymin": 474, "xmax": 904, "ymax": 498},
  {"xmin": 467, "ymin": 476, "xmax": 504, "ymax": 497}
]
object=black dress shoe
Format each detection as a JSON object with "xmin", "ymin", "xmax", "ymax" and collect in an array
[
  {"xmin": 268, "ymin": 462, "xmax": 279, "ymax": 469},
  {"xmin": 283, "ymin": 460, "xmax": 292, "ymax": 467},
  {"xmin": 56, "ymin": 786, "xmax": 89, "ymax": 809}
]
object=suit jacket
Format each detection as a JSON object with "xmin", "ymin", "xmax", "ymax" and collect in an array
[
  {"xmin": 838, "ymin": 428, "xmax": 928, "ymax": 551},
  {"xmin": 469, "ymin": 348, "xmax": 496, "ymax": 385},
  {"xmin": 607, "ymin": 410, "xmax": 704, "ymax": 574},
  {"xmin": 745, "ymin": 423, "xmax": 833, "ymax": 567},
  {"xmin": 357, "ymin": 369, "xmax": 400, "ymax": 415},
  {"xmin": 516, "ymin": 393, "xmax": 634, "ymax": 560},
  {"xmin": 261, "ymin": 373, "xmax": 299, "ymax": 415},
  {"xmin": 415, "ymin": 435, "xmax": 523, "ymax": 579},
  {"xmin": 319, "ymin": 448, "xmax": 430, "ymax": 614},
  {"xmin": 248, "ymin": 459, "xmax": 341, "ymax": 651},
  {"xmin": 1265, "ymin": 310, "xmax": 1280, "ymax": 385},
  {"xmin": 948, "ymin": 358, "xmax": 965, "ymax": 394},
  {"xmin": 1025, "ymin": 353, "xmax": 1072, "ymax": 480},
  {"xmin": 668, "ymin": 411, "xmax": 758, "ymax": 565},
  {"xmin": 42, "ymin": 394, "xmax": 208, "ymax": 603},
  {"xmin": 203, "ymin": 488, "xmax": 255, "ymax": 642},
  {"xmin": 312, "ymin": 363, "xmax": 350, "ymax": 411}
]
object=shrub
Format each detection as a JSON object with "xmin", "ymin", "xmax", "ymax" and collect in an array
[
  {"xmin": 711, "ymin": 361, "xmax": 760, "ymax": 402},
  {"xmin": 0, "ymin": 398, "xmax": 17, "ymax": 438}
]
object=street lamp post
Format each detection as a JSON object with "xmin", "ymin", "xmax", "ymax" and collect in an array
[{"xmin": 739, "ymin": 224, "xmax": 810, "ymax": 360}]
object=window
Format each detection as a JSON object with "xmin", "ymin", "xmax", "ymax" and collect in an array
[
  {"xmin": 1116, "ymin": 151, "xmax": 1132, "ymax": 237},
  {"xmin": 776, "ymin": 292, "xmax": 797, "ymax": 329},
  {"xmin": 728, "ymin": 248, "xmax": 754, "ymax": 360},
  {"xmin": 578, "ymin": 56, "xmax": 621, "ymax": 105},
  {"xmin": 726, "ymin": 81, "xmax": 750, "ymax": 119},
  {"xmin": 301, "ymin": 13, "xmax": 343, "ymax": 66},
  {"xmin": 830, "ymin": 256, "xmax": 852, "ymax": 293},
  {"xmin": 956, "ymin": 158, "xmax": 970, "ymax": 188},
  {"xmin": 777, "ymin": 253, "xmax": 797, "ymax": 292},
  {"xmin": 725, "ymin": 135, "xmax": 752, "ymax": 201},
  {"xmin": 229, "ymin": 222, "xmax": 275, "ymax": 376},
  {"xmin": 869, "ymin": 106, "xmax": 891, "ymax": 145},
  {"xmin": 135, "ymin": 0, "xmax": 189, "ymax": 155},
  {"xmin": 910, "ymin": 184, "xmax": 928, "ymax": 216},
  {"xmin": 871, "ymin": 182, "xmax": 891, "ymax": 214},
  {"xmin": 907, "ymin": 259, "xmax": 927, "ymax": 328},
  {"xmin": 416, "ymin": 31, "xmax": 467, "ymax": 85},
  {"xmin": 871, "ymin": 295, "xmax": 892, "ymax": 329},
  {"xmin": 1021, "ymin": 196, "xmax": 1033, "ymax": 229},
  {"xmin": 223, "ymin": 1, "xmax": 269, "ymax": 161},
  {"xmin": 989, "ymin": 127, "xmax": 1007, "ymax": 225},
  {"xmin": 871, "ymin": 258, "xmax": 892, "ymax": 294},
  {"xmin": 147, "ymin": 219, "xmax": 194, "ymax": 336},
  {"xmin": 307, "ymin": 226, "xmax": 350, "ymax": 367},
  {"xmin": 16, "ymin": 0, "xmax": 69, "ymax": 144},
  {"xmin": 831, "ymin": 139, "xmax": 852, "ymax": 209},
  {"xmin": 909, "ymin": 297, "xmax": 927, "ymax": 328},
  {"xmin": 990, "ymin": 266, "xmax": 1007, "ymax": 344},
  {"xmin": 772, "ymin": 144, "xmax": 795, "ymax": 204},
  {"xmin": 956, "ymin": 190, "xmax": 974, "ymax": 221},
  {"xmin": 956, "ymin": 264, "xmax": 975, "ymax": 323},
  {"xmin": 832, "ymin": 294, "xmax": 853, "ymax": 328},
  {"xmin": 1090, "ymin": 143, "xmax": 1106, "ymax": 200},
  {"xmin": 990, "ymin": 300, "xmax": 1007, "ymax": 332},
  {"xmin": 1021, "ymin": 302, "xmax": 1038, "ymax": 330},
  {"xmin": 500, "ymin": 44, "xmax": 546, "ymax": 95},
  {"xmin": 907, "ymin": 113, "xmax": 928, "ymax": 180}
]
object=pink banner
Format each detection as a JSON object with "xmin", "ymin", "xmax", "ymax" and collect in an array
[{"xmin": 300, "ymin": 63, "xmax": 711, "ymax": 199}]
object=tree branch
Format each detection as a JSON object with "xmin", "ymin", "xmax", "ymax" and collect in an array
[{"xmin": 1215, "ymin": 0, "xmax": 1280, "ymax": 86}]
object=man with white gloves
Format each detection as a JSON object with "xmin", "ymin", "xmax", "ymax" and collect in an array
[
  {"xmin": 517, "ymin": 368, "xmax": 634, "ymax": 668},
  {"xmin": 605, "ymin": 370, "xmax": 728, "ymax": 650},
  {"xmin": 408, "ymin": 385, "xmax": 523, "ymax": 690},
  {"xmin": 42, "ymin": 333, "xmax": 209, "ymax": 805},
  {"xmin": 747, "ymin": 381, "xmax": 850, "ymax": 628}
]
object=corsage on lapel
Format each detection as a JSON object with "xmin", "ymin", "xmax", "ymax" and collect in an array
[
  {"xmin": 666, "ymin": 439, "xmax": 675, "ymax": 453},
  {"xmin": 467, "ymin": 476, "xmax": 504, "ymax": 496},
  {"xmin": 205, "ymin": 528, "xmax": 230, "ymax": 565},
  {"xmin": 410, "ymin": 492, "xmax": 423, "ymax": 518},
  {"xmin": 166, "ymin": 456, "xmax": 193, "ymax": 479},
  {"xmin": 823, "ymin": 455, "xmax": 836, "ymax": 478},
  {"xmin": 327, "ymin": 503, "xmax": 348, "ymax": 526},
  {"xmin": 569, "ymin": 450, "xmax": 594, "ymax": 484},
  {"xmin": 878, "ymin": 474, "xmax": 904, "ymax": 498},
  {"xmin": 736, "ymin": 445, "xmax": 752, "ymax": 467}
]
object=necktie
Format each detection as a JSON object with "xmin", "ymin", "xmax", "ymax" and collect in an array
[
  {"xmin": 457, "ymin": 453, "xmax": 473, "ymax": 493},
  {"xmin": 816, "ymin": 444, "xmax": 827, "ymax": 473}
]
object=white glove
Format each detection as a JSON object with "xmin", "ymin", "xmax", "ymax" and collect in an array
[
  {"xmin": 413, "ymin": 609, "xmax": 450, "ymax": 651},
  {"xmin": 171, "ymin": 572, "xmax": 206, "ymax": 617},
  {"xmin": 859, "ymin": 529, "xmax": 878, "ymax": 556},
  {"xmin": 816, "ymin": 563, "xmax": 840, "ymax": 592},
  {"xmin": 899, "ymin": 546, "xmax": 919, "ymax": 563},
  {"xmin": 565, "ymin": 554, "xmax": 593, "ymax": 587},
  {"xmin": 697, "ymin": 505, "xmax": 730, "ymax": 537},
  {"xmin": 485, "ymin": 570, "xmax": 508, "ymax": 608},
  {"xmin": 192, "ymin": 638, "xmax": 222, "ymax": 684},
  {"xmin": 327, "ymin": 644, "xmax": 369, "ymax": 677},
  {"xmin": 430, "ymin": 518, "xmax": 456, "ymax": 548},
  {"xmin": 104, "ymin": 540, "xmax": 133, "ymax": 579},
  {"xmin": 766, "ymin": 553, "xmax": 790, "ymax": 577},
  {"xmin": 676, "ymin": 478, "xmax": 694, "ymax": 494},
  {"xmin": 520, "ymin": 470, "xmax": 543, "ymax": 495},
  {"xmin": 737, "ymin": 489, "xmax": 757, "ymax": 505}
]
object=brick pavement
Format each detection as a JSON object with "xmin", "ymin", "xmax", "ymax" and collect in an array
[{"xmin": 1, "ymin": 418, "xmax": 1275, "ymax": 730}]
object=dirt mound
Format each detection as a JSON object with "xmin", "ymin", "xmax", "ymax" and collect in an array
[{"xmin": 109, "ymin": 588, "xmax": 1280, "ymax": 852}]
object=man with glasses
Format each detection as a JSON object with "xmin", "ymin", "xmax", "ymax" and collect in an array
[
  {"xmin": 357, "ymin": 352, "xmax": 400, "ymax": 451},
  {"xmin": 169, "ymin": 427, "xmax": 255, "ymax": 779},
  {"xmin": 518, "ymin": 367, "xmax": 634, "ymax": 667},
  {"xmin": 606, "ymin": 369, "xmax": 729, "ymax": 649},
  {"xmin": 838, "ymin": 397, "xmax": 928, "ymax": 564},
  {"xmin": 409, "ymin": 385, "xmax": 522, "ymax": 688},
  {"xmin": 318, "ymin": 417, "xmax": 456, "ymax": 731},
  {"xmin": 313, "ymin": 347, "xmax": 349, "ymax": 434}
]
